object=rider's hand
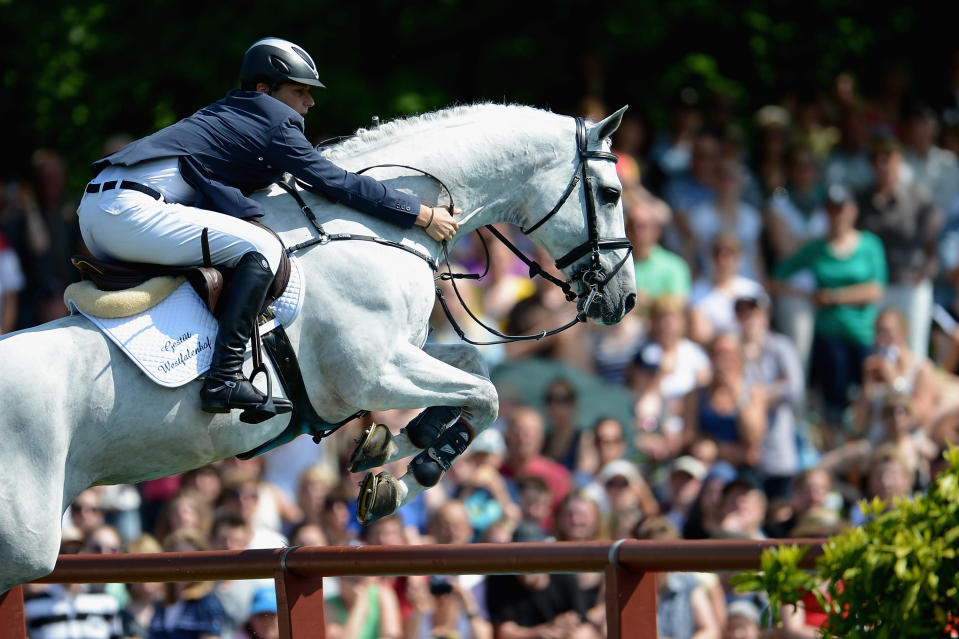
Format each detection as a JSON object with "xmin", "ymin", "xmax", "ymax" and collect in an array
[{"xmin": 417, "ymin": 205, "xmax": 460, "ymax": 242}]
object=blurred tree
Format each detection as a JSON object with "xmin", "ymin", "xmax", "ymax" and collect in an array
[{"xmin": 0, "ymin": 0, "xmax": 953, "ymax": 188}]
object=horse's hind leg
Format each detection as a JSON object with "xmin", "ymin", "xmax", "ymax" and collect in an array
[{"xmin": 348, "ymin": 343, "xmax": 489, "ymax": 472}]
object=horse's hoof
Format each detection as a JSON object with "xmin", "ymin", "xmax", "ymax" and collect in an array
[
  {"xmin": 357, "ymin": 471, "xmax": 399, "ymax": 525},
  {"xmin": 348, "ymin": 423, "xmax": 394, "ymax": 472}
]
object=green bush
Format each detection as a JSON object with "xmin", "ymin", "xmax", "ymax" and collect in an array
[{"xmin": 731, "ymin": 448, "xmax": 959, "ymax": 637}]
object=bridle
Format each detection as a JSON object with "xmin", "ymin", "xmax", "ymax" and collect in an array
[
  {"xmin": 276, "ymin": 115, "xmax": 633, "ymax": 345},
  {"xmin": 436, "ymin": 116, "xmax": 633, "ymax": 345}
]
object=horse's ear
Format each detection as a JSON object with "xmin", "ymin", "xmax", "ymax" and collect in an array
[{"xmin": 588, "ymin": 105, "xmax": 628, "ymax": 145}]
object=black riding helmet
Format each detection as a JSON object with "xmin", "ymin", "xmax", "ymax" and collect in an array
[{"xmin": 240, "ymin": 37, "xmax": 325, "ymax": 89}]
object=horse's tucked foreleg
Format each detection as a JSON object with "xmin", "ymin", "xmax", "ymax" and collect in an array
[
  {"xmin": 349, "ymin": 405, "xmax": 461, "ymax": 472},
  {"xmin": 352, "ymin": 343, "xmax": 496, "ymax": 525}
]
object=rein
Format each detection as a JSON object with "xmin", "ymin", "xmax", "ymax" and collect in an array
[{"xmin": 276, "ymin": 115, "xmax": 631, "ymax": 345}]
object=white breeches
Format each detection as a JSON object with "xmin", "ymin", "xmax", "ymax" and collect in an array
[{"xmin": 77, "ymin": 189, "xmax": 284, "ymax": 274}]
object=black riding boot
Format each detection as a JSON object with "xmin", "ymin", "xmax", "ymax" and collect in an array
[{"xmin": 200, "ymin": 252, "xmax": 290, "ymax": 417}]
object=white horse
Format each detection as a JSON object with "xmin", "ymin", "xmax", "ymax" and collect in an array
[{"xmin": 0, "ymin": 103, "xmax": 635, "ymax": 592}]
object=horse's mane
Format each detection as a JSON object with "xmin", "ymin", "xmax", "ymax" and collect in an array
[{"xmin": 322, "ymin": 103, "xmax": 553, "ymax": 160}]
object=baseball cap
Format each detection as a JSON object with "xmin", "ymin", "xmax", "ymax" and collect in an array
[
  {"xmin": 734, "ymin": 288, "xmax": 771, "ymax": 312},
  {"xmin": 598, "ymin": 460, "xmax": 641, "ymax": 485},
  {"xmin": 670, "ymin": 455, "xmax": 707, "ymax": 481},
  {"xmin": 824, "ymin": 183, "xmax": 854, "ymax": 207},
  {"xmin": 470, "ymin": 428, "xmax": 505, "ymax": 455},
  {"xmin": 249, "ymin": 586, "xmax": 278, "ymax": 617},
  {"xmin": 704, "ymin": 460, "xmax": 738, "ymax": 484},
  {"xmin": 511, "ymin": 520, "xmax": 549, "ymax": 543}
]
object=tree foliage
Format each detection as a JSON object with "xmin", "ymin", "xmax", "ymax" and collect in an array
[
  {"xmin": 731, "ymin": 448, "xmax": 959, "ymax": 637},
  {"xmin": 2, "ymin": 0, "xmax": 954, "ymax": 184}
]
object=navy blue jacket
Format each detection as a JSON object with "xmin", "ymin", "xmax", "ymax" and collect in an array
[{"xmin": 91, "ymin": 90, "xmax": 420, "ymax": 226}]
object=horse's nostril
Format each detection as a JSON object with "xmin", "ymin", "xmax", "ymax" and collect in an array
[{"xmin": 624, "ymin": 293, "xmax": 636, "ymax": 313}]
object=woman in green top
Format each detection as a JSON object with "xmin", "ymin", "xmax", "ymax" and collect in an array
[{"xmin": 772, "ymin": 184, "xmax": 887, "ymax": 432}]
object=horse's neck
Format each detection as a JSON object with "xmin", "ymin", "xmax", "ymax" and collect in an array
[{"xmin": 328, "ymin": 108, "xmax": 570, "ymax": 239}]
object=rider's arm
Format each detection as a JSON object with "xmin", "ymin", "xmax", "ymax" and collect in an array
[{"xmin": 267, "ymin": 119, "xmax": 421, "ymax": 227}]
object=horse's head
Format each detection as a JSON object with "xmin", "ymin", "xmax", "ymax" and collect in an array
[{"xmin": 519, "ymin": 107, "xmax": 637, "ymax": 325}]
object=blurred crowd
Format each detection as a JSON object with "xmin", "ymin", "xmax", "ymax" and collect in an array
[{"xmin": 10, "ymin": 55, "xmax": 959, "ymax": 639}]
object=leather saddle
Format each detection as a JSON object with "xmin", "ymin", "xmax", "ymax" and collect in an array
[{"xmin": 71, "ymin": 221, "xmax": 291, "ymax": 315}]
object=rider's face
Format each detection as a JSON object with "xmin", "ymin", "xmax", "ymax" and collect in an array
[{"xmin": 259, "ymin": 82, "xmax": 315, "ymax": 116}]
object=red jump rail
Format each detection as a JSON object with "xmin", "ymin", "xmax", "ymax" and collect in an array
[{"xmin": 1, "ymin": 538, "xmax": 824, "ymax": 639}]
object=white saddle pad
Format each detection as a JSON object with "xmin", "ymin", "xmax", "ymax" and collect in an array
[{"xmin": 68, "ymin": 257, "xmax": 305, "ymax": 388}]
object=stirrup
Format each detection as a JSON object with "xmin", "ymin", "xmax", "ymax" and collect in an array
[
  {"xmin": 239, "ymin": 362, "xmax": 293, "ymax": 424},
  {"xmin": 348, "ymin": 423, "xmax": 394, "ymax": 472}
]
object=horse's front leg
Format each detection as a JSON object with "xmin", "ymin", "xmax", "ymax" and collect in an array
[
  {"xmin": 350, "ymin": 342, "xmax": 498, "ymax": 524},
  {"xmin": 349, "ymin": 343, "xmax": 493, "ymax": 471}
]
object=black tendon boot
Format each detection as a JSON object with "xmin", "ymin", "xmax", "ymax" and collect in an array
[{"xmin": 201, "ymin": 252, "xmax": 292, "ymax": 420}]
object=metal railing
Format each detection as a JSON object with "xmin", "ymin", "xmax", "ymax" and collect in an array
[{"xmin": 0, "ymin": 539, "xmax": 823, "ymax": 639}]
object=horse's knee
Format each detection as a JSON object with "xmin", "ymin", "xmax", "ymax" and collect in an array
[{"xmin": 467, "ymin": 379, "xmax": 498, "ymax": 426}]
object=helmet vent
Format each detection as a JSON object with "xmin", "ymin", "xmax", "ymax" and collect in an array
[
  {"xmin": 269, "ymin": 55, "xmax": 291, "ymax": 75},
  {"xmin": 291, "ymin": 45, "xmax": 316, "ymax": 71}
]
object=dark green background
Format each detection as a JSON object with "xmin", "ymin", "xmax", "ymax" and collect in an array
[{"xmin": 2, "ymin": 0, "xmax": 953, "ymax": 184}]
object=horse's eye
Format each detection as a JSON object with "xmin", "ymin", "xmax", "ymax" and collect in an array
[{"xmin": 601, "ymin": 186, "xmax": 621, "ymax": 205}]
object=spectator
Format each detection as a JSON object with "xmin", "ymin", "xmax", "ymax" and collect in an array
[
  {"xmin": 683, "ymin": 461, "xmax": 738, "ymax": 540},
  {"xmin": 682, "ymin": 332, "xmax": 768, "ymax": 469},
  {"xmin": 69, "ymin": 488, "xmax": 106, "ymax": 537},
  {"xmin": 409, "ymin": 501, "xmax": 492, "ymax": 639},
  {"xmin": 848, "ymin": 443, "xmax": 916, "ymax": 526},
  {"xmin": 321, "ymin": 493, "xmax": 358, "ymax": 548},
  {"xmin": 772, "ymin": 183, "xmax": 887, "ymax": 436},
  {"xmin": 294, "ymin": 463, "xmax": 339, "ymax": 531},
  {"xmin": 630, "ymin": 295, "xmax": 711, "ymax": 464},
  {"xmin": 446, "ymin": 428, "xmax": 521, "ymax": 538},
  {"xmin": 627, "ymin": 187, "xmax": 692, "ymax": 307},
  {"xmin": 217, "ymin": 472, "xmax": 288, "ymax": 549},
  {"xmin": 663, "ymin": 455, "xmax": 708, "ymax": 532},
  {"xmin": 633, "ymin": 516, "xmax": 721, "ymax": 639},
  {"xmin": 234, "ymin": 586, "xmax": 279, "ymax": 639},
  {"xmin": 855, "ymin": 307, "xmax": 940, "ymax": 433},
  {"xmin": 121, "ymin": 534, "xmax": 164, "ymax": 639},
  {"xmin": 515, "ymin": 475, "xmax": 554, "ymax": 534},
  {"xmin": 735, "ymin": 292, "xmax": 805, "ymax": 497},
  {"xmin": 764, "ymin": 146, "xmax": 828, "ymax": 370},
  {"xmin": 723, "ymin": 599, "xmax": 763, "ymax": 639},
  {"xmin": 153, "ymin": 491, "xmax": 213, "ymax": 543},
  {"xmin": 685, "ymin": 159, "xmax": 764, "ymax": 281},
  {"xmin": 901, "ymin": 104, "xmax": 959, "ymax": 216},
  {"xmin": 574, "ymin": 416, "xmax": 628, "ymax": 482},
  {"xmin": 857, "ymin": 130, "xmax": 942, "ymax": 359},
  {"xmin": 766, "ymin": 467, "xmax": 837, "ymax": 538},
  {"xmin": 553, "ymin": 491, "xmax": 608, "ymax": 629},
  {"xmin": 485, "ymin": 522, "xmax": 600, "ymax": 639},
  {"xmin": 149, "ymin": 529, "xmax": 226, "ymax": 639},
  {"xmin": 823, "ymin": 106, "xmax": 875, "ymax": 196},
  {"xmin": 324, "ymin": 576, "xmax": 403, "ymax": 639},
  {"xmin": 541, "ymin": 378, "xmax": 585, "ymax": 470},
  {"xmin": 501, "ymin": 406, "xmax": 573, "ymax": 517},
  {"xmin": 688, "ymin": 234, "xmax": 765, "ymax": 344},
  {"xmin": 0, "ymin": 230, "xmax": 24, "ymax": 333},
  {"xmin": 823, "ymin": 392, "xmax": 938, "ymax": 493},
  {"xmin": 751, "ymin": 105, "xmax": 792, "ymax": 198},
  {"xmin": 596, "ymin": 460, "xmax": 659, "ymax": 520},
  {"xmin": 716, "ymin": 472, "xmax": 768, "ymax": 540},
  {"xmin": 663, "ymin": 129, "xmax": 720, "ymax": 226},
  {"xmin": 23, "ymin": 577, "xmax": 123, "ymax": 639},
  {"xmin": 287, "ymin": 521, "xmax": 327, "ymax": 547},
  {"xmin": 210, "ymin": 512, "xmax": 261, "ymax": 636}
]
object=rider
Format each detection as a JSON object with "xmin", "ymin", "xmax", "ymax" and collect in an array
[{"xmin": 78, "ymin": 37, "xmax": 459, "ymax": 418}]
